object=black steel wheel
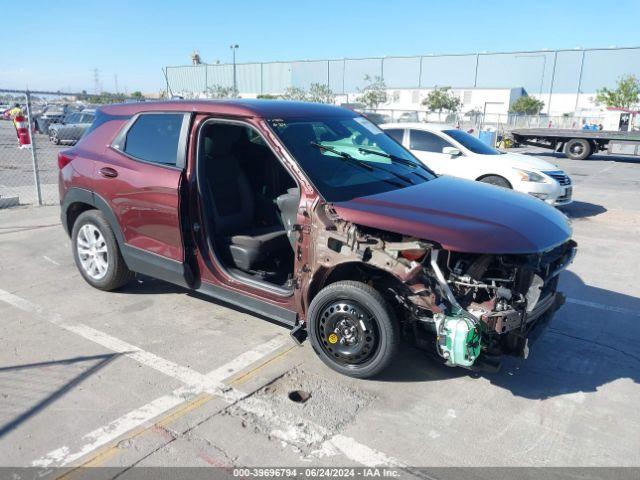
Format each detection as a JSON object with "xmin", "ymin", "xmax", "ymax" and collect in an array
[
  {"xmin": 308, "ymin": 281, "xmax": 399, "ymax": 378},
  {"xmin": 317, "ymin": 300, "xmax": 379, "ymax": 366}
]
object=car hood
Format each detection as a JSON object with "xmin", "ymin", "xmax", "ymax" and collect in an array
[
  {"xmin": 332, "ymin": 176, "xmax": 571, "ymax": 254},
  {"xmin": 495, "ymin": 151, "xmax": 560, "ymax": 171}
]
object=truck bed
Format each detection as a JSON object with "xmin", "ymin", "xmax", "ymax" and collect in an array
[{"xmin": 512, "ymin": 129, "xmax": 640, "ymax": 141}]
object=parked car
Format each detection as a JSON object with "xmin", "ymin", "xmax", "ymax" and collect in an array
[
  {"xmin": 397, "ymin": 111, "xmax": 419, "ymax": 123},
  {"xmin": 0, "ymin": 104, "xmax": 11, "ymax": 119},
  {"xmin": 361, "ymin": 111, "xmax": 392, "ymax": 125},
  {"xmin": 59, "ymin": 100, "xmax": 576, "ymax": 378},
  {"xmin": 48, "ymin": 110, "xmax": 95, "ymax": 145},
  {"xmin": 34, "ymin": 104, "xmax": 82, "ymax": 133},
  {"xmin": 381, "ymin": 123, "xmax": 573, "ymax": 206}
]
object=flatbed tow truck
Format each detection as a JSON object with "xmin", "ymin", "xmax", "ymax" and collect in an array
[{"xmin": 511, "ymin": 128, "xmax": 640, "ymax": 160}]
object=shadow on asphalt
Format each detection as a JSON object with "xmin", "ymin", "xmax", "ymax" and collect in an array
[
  {"xmin": 117, "ymin": 273, "xmax": 640, "ymax": 400},
  {"xmin": 119, "ymin": 276, "xmax": 296, "ymax": 330},
  {"xmin": 379, "ymin": 272, "xmax": 640, "ymax": 399},
  {"xmin": 0, "ymin": 353, "xmax": 121, "ymax": 438},
  {"xmin": 560, "ymin": 201, "xmax": 607, "ymax": 219}
]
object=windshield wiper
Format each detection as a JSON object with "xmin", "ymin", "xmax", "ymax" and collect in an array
[
  {"xmin": 357, "ymin": 147, "xmax": 433, "ymax": 181},
  {"xmin": 310, "ymin": 141, "xmax": 373, "ymax": 171},
  {"xmin": 310, "ymin": 142, "xmax": 408, "ymax": 188},
  {"xmin": 357, "ymin": 147, "xmax": 434, "ymax": 177}
]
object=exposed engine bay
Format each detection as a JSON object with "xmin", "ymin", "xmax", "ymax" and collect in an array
[{"xmin": 312, "ymin": 204, "xmax": 577, "ymax": 370}]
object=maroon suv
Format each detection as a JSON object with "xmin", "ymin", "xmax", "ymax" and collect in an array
[{"xmin": 59, "ymin": 100, "xmax": 576, "ymax": 378}]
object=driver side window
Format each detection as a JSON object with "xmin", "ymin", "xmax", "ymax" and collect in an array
[{"xmin": 409, "ymin": 130, "xmax": 452, "ymax": 153}]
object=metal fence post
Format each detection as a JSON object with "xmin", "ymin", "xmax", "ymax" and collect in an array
[{"xmin": 25, "ymin": 91, "xmax": 43, "ymax": 206}]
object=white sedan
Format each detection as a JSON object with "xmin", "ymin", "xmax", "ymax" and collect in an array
[{"xmin": 380, "ymin": 123, "xmax": 572, "ymax": 206}]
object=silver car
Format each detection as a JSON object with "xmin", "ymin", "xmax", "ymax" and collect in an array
[{"xmin": 48, "ymin": 111, "xmax": 95, "ymax": 145}]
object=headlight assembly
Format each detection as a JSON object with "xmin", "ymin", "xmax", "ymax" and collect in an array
[{"xmin": 514, "ymin": 168, "xmax": 546, "ymax": 183}]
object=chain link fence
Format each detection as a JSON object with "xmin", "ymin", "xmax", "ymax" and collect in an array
[
  {"xmin": 0, "ymin": 89, "xmax": 137, "ymax": 208},
  {"xmin": 365, "ymin": 108, "xmax": 594, "ymax": 134}
]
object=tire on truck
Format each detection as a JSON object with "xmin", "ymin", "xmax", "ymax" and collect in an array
[{"xmin": 563, "ymin": 138, "xmax": 592, "ymax": 160}]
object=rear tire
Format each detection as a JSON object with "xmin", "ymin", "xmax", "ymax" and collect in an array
[
  {"xmin": 71, "ymin": 210, "xmax": 133, "ymax": 291},
  {"xmin": 563, "ymin": 138, "xmax": 591, "ymax": 160},
  {"xmin": 478, "ymin": 175, "xmax": 512, "ymax": 189},
  {"xmin": 307, "ymin": 281, "xmax": 399, "ymax": 378}
]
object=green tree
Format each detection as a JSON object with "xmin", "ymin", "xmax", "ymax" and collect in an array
[
  {"xmin": 595, "ymin": 74, "xmax": 640, "ymax": 109},
  {"xmin": 509, "ymin": 95, "xmax": 545, "ymax": 115},
  {"xmin": 131, "ymin": 91, "xmax": 145, "ymax": 100},
  {"xmin": 307, "ymin": 83, "xmax": 335, "ymax": 104},
  {"xmin": 207, "ymin": 85, "xmax": 238, "ymax": 99},
  {"xmin": 356, "ymin": 75, "xmax": 388, "ymax": 109},
  {"xmin": 422, "ymin": 86, "xmax": 462, "ymax": 120},
  {"xmin": 281, "ymin": 86, "xmax": 307, "ymax": 101}
]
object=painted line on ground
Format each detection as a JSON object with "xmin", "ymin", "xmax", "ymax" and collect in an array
[
  {"xmin": 42, "ymin": 255, "xmax": 60, "ymax": 266},
  {"xmin": 0, "ymin": 288, "xmax": 286, "ymax": 467},
  {"xmin": 10, "ymin": 289, "xmax": 633, "ymax": 471},
  {"xmin": 566, "ymin": 297, "xmax": 640, "ymax": 317},
  {"xmin": 1, "ymin": 288, "xmax": 406, "ymax": 470}
]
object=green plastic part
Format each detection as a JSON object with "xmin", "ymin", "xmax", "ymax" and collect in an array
[{"xmin": 436, "ymin": 314, "xmax": 481, "ymax": 367}]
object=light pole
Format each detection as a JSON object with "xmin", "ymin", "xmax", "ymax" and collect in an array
[{"xmin": 230, "ymin": 44, "xmax": 239, "ymax": 94}]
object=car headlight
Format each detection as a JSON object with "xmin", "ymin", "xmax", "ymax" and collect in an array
[{"xmin": 514, "ymin": 168, "xmax": 546, "ymax": 183}]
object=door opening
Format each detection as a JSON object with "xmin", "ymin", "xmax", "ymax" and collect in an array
[{"xmin": 197, "ymin": 121, "xmax": 300, "ymax": 292}]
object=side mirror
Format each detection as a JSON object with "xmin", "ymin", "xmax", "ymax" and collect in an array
[{"xmin": 442, "ymin": 146, "xmax": 461, "ymax": 157}]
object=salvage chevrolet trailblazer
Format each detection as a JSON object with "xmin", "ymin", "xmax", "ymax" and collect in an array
[{"xmin": 59, "ymin": 100, "xmax": 577, "ymax": 378}]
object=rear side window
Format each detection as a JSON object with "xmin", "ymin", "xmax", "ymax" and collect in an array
[
  {"xmin": 124, "ymin": 114, "xmax": 184, "ymax": 166},
  {"xmin": 409, "ymin": 129, "xmax": 452, "ymax": 153},
  {"xmin": 385, "ymin": 128, "xmax": 404, "ymax": 143}
]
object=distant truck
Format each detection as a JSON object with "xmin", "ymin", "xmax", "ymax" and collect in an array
[{"xmin": 511, "ymin": 128, "xmax": 640, "ymax": 160}]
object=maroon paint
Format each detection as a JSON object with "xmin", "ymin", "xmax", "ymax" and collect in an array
[{"xmin": 333, "ymin": 176, "xmax": 572, "ymax": 254}]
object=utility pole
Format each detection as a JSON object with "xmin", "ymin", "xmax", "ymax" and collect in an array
[
  {"xmin": 114, "ymin": 74, "xmax": 119, "ymax": 94},
  {"xmin": 93, "ymin": 68, "xmax": 100, "ymax": 94},
  {"xmin": 230, "ymin": 44, "xmax": 239, "ymax": 94}
]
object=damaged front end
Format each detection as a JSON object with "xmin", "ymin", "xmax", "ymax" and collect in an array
[{"xmin": 313, "ymin": 204, "xmax": 577, "ymax": 371}]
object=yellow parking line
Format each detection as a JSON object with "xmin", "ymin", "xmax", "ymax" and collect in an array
[
  {"xmin": 228, "ymin": 345, "xmax": 297, "ymax": 386},
  {"xmin": 56, "ymin": 344, "xmax": 297, "ymax": 475},
  {"xmin": 55, "ymin": 392, "xmax": 214, "ymax": 479}
]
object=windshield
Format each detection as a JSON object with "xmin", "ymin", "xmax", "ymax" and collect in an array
[
  {"xmin": 268, "ymin": 116, "xmax": 435, "ymax": 202},
  {"xmin": 443, "ymin": 129, "xmax": 502, "ymax": 155}
]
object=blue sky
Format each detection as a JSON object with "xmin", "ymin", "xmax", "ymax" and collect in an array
[{"xmin": 2, "ymin": 0, "xmax": 639, "ymax": 93}]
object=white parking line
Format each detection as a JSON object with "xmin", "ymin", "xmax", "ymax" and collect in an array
[
  {"xmin": 42, "ymin": 255, "xmax": 60, "ymax": 266},
  {"xmin": 1, "ymin": 288, "xmax": 404, "ymax": 469},
  {"xmin": 11, "ymin": 288, "xmax": 635, "ymax": 471}
]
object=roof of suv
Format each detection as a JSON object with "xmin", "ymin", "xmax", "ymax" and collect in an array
[{"xmin": 100, "ymin": 99, "xmax": 356, "ymax": 119}]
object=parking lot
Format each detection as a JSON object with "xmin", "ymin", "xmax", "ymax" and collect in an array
[
  {"xmin": 1, "ymin": 143, "xmax": 639, "ymax": 474},
  {"xmin": 0, "ymin": 120, "xmax": 63, "ymax": 206}
]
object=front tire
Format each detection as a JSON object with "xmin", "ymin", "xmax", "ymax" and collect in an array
[
  {"xmin": 307, "ymin": 281, "xmax": 399, "ymax": 378},
  {"xmin": 478, "ymin": 175, "xmax": 512, "ymax": 188},
  {"xmin": 72, "ymin": 210, "xmax": 133, "ymax": 291}
]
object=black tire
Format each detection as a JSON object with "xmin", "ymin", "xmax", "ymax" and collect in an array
[
  {"xmin": 307, "ymin": 281, "xmax": 399, "ymax": 378},
  {"xmin": 563, "ymin": 138, "xmax": 591, "ymax": 160},
  {"xmin": 49, "ymin": 129, "xmax": 60, "ymax": 145},
  {"xmin": 478, "ymin": 175, "xmax": 512, "ymax": 189},
  {"xmin": 71, "ymin": 210, "xmax": 133, "ymax": 291}
]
